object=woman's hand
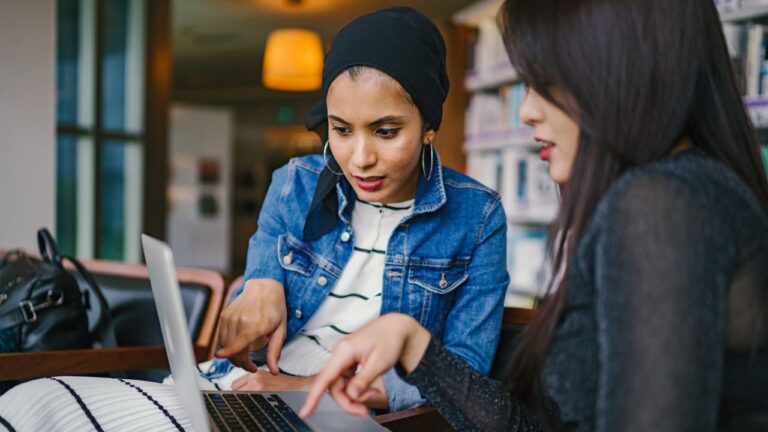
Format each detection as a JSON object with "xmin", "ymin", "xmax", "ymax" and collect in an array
[
  {"xmin": 215, "ymin": 278, "xmax": 287, "ymax": 374},
  {"xmin": 232, "ymin": 373, "xmax": 315, "ymax": 392},
  {"xmin": 300, "ymin": 313, "xmax": 431, "ymax": 418}
]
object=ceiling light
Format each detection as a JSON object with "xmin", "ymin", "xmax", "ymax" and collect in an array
[{"xmin": 262, "ymin": 28, "xmax": 323, "ymax": 92}]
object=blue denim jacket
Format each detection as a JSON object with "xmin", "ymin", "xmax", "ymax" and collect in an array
[{"xmin": 223, "ymin": 154, "xmax": 508, "ymax": 411}]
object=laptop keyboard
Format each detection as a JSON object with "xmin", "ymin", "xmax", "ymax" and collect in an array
[{"xmin": 204, "ymin": 393, "xmax": 312, "ymax": 432}]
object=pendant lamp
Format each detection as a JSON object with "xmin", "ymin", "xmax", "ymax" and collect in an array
[{"xmin": 263, "ymin": 28, "xmax": 323, "ymax": 92}]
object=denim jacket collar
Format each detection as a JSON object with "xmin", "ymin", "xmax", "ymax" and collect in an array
[{"xmin": 336, "ymin": 152, "xmax": 447, "ymax": 223}]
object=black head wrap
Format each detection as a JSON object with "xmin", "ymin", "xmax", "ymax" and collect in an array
[{"xmin": 302, "ymin": 7, "xmax": 449, "ymax": 241}]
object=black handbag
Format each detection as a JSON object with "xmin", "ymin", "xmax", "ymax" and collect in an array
[{"xmin": 0, "ymin": 228, "xmax": 116, "ymax": 354}]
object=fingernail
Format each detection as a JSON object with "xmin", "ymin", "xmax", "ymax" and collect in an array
[{"xmin": 348, "ymin": 385, "xmax": 360, "ymax": 399}]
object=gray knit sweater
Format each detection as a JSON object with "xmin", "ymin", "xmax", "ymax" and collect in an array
[{"xmin": 401, "ymin": 150, "xmax": 768, "ymax": 431}]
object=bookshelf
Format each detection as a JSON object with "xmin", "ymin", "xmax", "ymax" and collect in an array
[
  {"xmin": 718, "ymin": 0, "xmax": 768, "ymax": 179},
  {"xmin": 718, "ymin": 0, "xmax": 768, "ymax": 129},
  {"xmin": 454, "ymin": 0, "xmax": 768, "ymax": 309},
  {"xmin": 455, "ymin": 1, "xmax": 554, "ymax": 309}
]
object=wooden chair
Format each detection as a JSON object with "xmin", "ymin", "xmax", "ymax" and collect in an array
[{"xmin": 0, "ymin": 257, "xmax": 225, "ymax": 382}]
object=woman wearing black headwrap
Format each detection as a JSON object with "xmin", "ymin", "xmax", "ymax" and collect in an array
[
  {"xmin": 0, "ymin": 7, "xmax": 509, "ymax": 428},
  {"xmin": 215, "ymin": 7, "xmax": 510, "ymax": 412}
]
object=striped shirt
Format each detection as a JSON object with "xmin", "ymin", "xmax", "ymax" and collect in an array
[
  {"xmin": 277, "ymin": 198, "xmax": 414, "ymax": 376},
  {"xmin": 0, "ymin": 376, "xmax": 192, "ymax": 432}
]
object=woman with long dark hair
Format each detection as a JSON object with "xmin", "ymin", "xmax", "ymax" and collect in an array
[{"xmin": 301, "ymin": 0, "xmax": 768, "ymax": 430}]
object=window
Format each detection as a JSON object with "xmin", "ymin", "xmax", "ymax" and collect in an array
[{"xmin": 56, "ymin": 0, "xmax": 146, "ymax": 262}]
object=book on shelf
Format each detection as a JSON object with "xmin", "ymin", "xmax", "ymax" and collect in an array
[
  {"xmin": 499, "ymin": 149, "xmax": 524, "ymax": 213},
  {"xmin": 717, "ymin": 0, "xmax": 768, "ymax": 15},
  {"xmin": 716, "ymin": 0, "xmax": 741, "ymax": 14},
  {"xmin": 526, "ymin": 154, "xmax": 558, "ymax": 205},
  {"xmin": 507, "ymin": 225, "xmax": 548, "ymax": 298},
  {"xmin": 720, "ymin": 19, "xmax": 768, "ymax": 127},
  {"xmin": 465, "ymin": 83, "xmax": 528, "ymax": 138},
  {"xmin": 476, "ymin": 17, "xmax": 512, "ymax": 78},
  {"xmin": 468, "ymin": 148, "xmax": 558, "ymax": 222},
  {"xmin": 746, "ymin": 96, "xmax": 768, "ymax": 128},
  {"xmin": 761, "ymin": 144, "xmax": 768, "ymax": 174},
  {"xmin": 724, "ymin": 21, "xmax": 768, "ymax": 97},
  {"xmin": 467, "ymin": 150, "xmax": 502, "ymax": 191},
  {"xmin": 465, "ymin": 15, "xmax": 515, "ymax": 88},
  {"xmin": 737, "ymin": 0, "xmax": 768, "ymax": 8},
  {"xmin": 466, "ymin": 93, "xmax": 506, "ymax": 136},
  {"xmin": 746, "ymin": 24, "xmax": 765, "ymax": 97},
  {"xmin": 465, "ymin": 27, "xmax": 478, "ymax": 72}
]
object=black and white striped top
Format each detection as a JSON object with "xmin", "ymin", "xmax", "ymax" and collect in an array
[
  {"xmin": 0, "ymin": 376, "xmax": 193, "ymax": 431},
  {"xmin": 277, "ymin": 198, "xmax": 414, "ymax": 376}
]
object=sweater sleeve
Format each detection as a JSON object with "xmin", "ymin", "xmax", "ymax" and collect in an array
[
  {"xmin": 588, "ymin": 171, "xmax": 733, "ymax": 431},
  {"xmin": 398, "ymin": 337, "xmax": 543, "ymax": 432}
]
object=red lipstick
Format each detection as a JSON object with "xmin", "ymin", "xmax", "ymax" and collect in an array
[
  {"xmin": 536, "ymin": 137, "xmax": 554, "ymax": 162},
  {"xmin": 539, "ymin": 145, "xmax": 553, "ymax": 161},
  {"xmin": 355, "ymin": 176, "xmax": 385, "ymax": 192}
]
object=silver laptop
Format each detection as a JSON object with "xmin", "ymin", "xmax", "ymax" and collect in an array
[{"xmin": 142, "ymin": 234, "xmax": 388, "ymax": 432}]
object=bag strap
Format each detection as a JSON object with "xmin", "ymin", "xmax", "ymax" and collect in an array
[
  {"xmin": 61, "ymin": 255, "xmax": 118, "ymax": 349},
  {"xmin": 37, "ymin": 228, "xmax": 63, "ymax": 268},
  {"xmin": 33, "ymin": 227, "xmax": 116, "ymax": 348},
  {"xmin": 0, "ymin": 302, "xmax": 37, "ymax": 329}
]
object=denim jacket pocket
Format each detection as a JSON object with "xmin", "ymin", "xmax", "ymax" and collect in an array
[
  {"xmin": 407, "ymin": 258, "xmax": 469, "ymax": 294},
  {"xmin": 277, "ymin": 233, "xmax": 317, "ymax": 276}
]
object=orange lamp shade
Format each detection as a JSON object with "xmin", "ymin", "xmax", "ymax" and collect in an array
[{"xmin": 263, "ymin": 28, "xmax": 323, "ymax": 92}]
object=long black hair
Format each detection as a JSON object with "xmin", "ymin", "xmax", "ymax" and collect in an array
[{"xmin": 499, "ymin": 0, "xmax": 768, "ymax": 426}]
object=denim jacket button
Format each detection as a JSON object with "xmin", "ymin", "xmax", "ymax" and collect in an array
[
  {"xmin": 438, "ymin": 271, "xmax": 449, "ymax": 289},
  {"xmin": 295, "ymin": 309, "xmax": 303, "ymax": 319},
  {"xmin": 282, "ymin": 254, "xmax": 292, "ymax": 266},
  {"xmin": 340, "ymin": 231, "xmax": 351, "ymax": 242},
  {"xmin": 317, "ymin": 276, "xmax": 328, "ymax": 286}
]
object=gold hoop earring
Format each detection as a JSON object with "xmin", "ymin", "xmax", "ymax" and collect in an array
[{"xmin": 323, "ymin": 141, "xmax": 344, "ymax": 176}]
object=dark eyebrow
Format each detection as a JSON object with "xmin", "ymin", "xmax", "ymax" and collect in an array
[
  {"xmin": 328, "ymin": 115, "xmax": 350, "ymax": 125},
  {"xmin": 328, "ymin": 114, "xmax": 406, "ymax": 128},
  {"xmin": 369, "ymin": 116, "xmax": 406, "ymax": 127}
]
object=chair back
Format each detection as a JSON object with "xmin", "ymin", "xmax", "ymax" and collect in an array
[
  {"xmin": 68, "ymin": 259, "xmax": 225, "ymax": 380},
  {"xmin": 489, "ymin": 307, "xmax": 536, "ymax": 381}
]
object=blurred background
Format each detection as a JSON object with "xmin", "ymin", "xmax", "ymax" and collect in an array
[
  {"xmin": 2, "ymin": 0, "xmax": 768, "ymax": 309},
  {"xmin": 0, "ymin": 0, "xmax": 476, "ymax": 275}
]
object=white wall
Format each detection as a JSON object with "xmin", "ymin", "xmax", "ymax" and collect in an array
[
  {"xmin": 168, "ymin": 104, "xmax": 233, "ymax": 272},
  {"xmin": 0, "ymin": 1, "xmax": 56, "ymax": 250}
]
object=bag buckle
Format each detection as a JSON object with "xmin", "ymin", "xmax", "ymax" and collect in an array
[
  {"xmin": 18, "ymin": 301, "xmax": 37, "ymax": 323},
  {"xmin": 18, "ymin": 290, "xmax": 64, "ymax": 324},
  {"xmin": 36, "ymin": 290, "xmax": 65, "ymax": 310}
]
